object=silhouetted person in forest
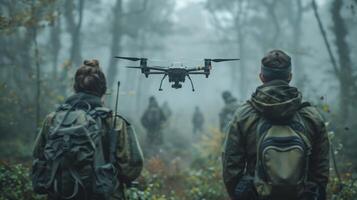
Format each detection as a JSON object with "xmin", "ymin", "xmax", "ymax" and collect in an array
[
  {"xmin": 141, "ymin": 96, "xmax": 167, "ymax": 147},
  {"xmin": 223, "ymin": 50, "xmax": 329, "ymax": 200},
  {"xmin": 31, "ymin": 60, "xmax": 143, "ymax": 200},
  {"xmin": 162, "ymin": 101, "xmax": 172, "ymax": 120},
  {"xmin": 192, "ymin": 106, "xmax": 204, "ymax": 134},
  {"xmin": 219, "ymin": 91, "xmax": 239, "ymax": 133}
]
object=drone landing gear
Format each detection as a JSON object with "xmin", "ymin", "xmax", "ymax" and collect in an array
[
  {"xmin": 187, "ymin": 75, "xmax": 195, "ymax": 92},
  {"xmin": 159, "ymin": 74, "xmax": 167, "ymax": 91}
]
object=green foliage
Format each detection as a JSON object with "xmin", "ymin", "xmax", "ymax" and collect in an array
[
  {"xmin": 0, "ymin": 161, "xmax": 43, "ymax": 200},
  {"xmin": 0, "ymin": 0, "xmax": 58, "ymax": 34},
  {"xmin": 327, "ymin": 175, "xmax": 357, "ymax": 200},
  {"xmin": 124, "ymin": 129, "xmax": 228, "ymax": 200},
  {"xmin": 1, "ymin": 127, "xmax": 357, "ymax": 199}
]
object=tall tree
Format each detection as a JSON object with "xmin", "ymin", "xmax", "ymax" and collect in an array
[
  {"xmin": 106, "ymin": 0, "xmax": 123, "ymax": 88},
  {"xmin": 49, "ymin": 5, "xmax": 61, "ymax": 79},
  {"xmin": 331, "ymin": 0, "xmax": 353, "ymax": 119},
  {"xmin": 287, "ymin": 0, "xmax": 305, "ymax": 89},
  {"xmin": 205, "ymin": 0, "xmax": 249, "ymax": 97},
  {"xmin": 312, "ymin": 0, "xmax": 354, "ymax": 119},
  {"xmin": 64, "ymin": 0, "xmax": 85, "ymax": 67}
]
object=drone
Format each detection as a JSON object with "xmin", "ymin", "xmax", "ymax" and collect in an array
[{"xmin": 115, "ymin": 56, "xmax": 239, "ymax": 91}]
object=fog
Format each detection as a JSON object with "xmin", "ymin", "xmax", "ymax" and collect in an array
[{"xmin": 1, "ymin": 0, "xmax": 356, "ymax": 198}]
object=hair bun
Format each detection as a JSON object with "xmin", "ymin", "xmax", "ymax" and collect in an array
[{"xmin": 83, "ymin": 59, "xmax": 100, "ymax": 68}]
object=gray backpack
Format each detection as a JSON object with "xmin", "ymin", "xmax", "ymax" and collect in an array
[
  {"xmin": 32, "ymin": 102, "xmax": 118, "ymax": 199},
  {"xmin": 254, "ymin": 114, "xmax": 311, "ymax": 198}
]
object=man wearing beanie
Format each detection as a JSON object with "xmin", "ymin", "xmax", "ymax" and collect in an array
[{"xmin": 222, "ymin": 50, "xmax": 329, "ymax": 200}]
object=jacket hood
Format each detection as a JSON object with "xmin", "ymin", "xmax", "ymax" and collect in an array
[
  {"xmin": 65, "ymin": 92, "xmax": 103, "ymax": 109},
  {"xmin": 250, "ymin": 80, "xmax": 302, "ymax": 122}
]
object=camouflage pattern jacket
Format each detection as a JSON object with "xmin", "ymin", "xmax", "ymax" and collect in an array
[
  {"xmin": 222, "ymin": 80, "xmax": 329, "ymax": 199},
  {"xmin": 33, "ymin": 92, "xmax": 144, "ymax": 199}
]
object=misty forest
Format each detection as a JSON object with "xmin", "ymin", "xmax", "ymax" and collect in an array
[{"xmin": 0, "ymin": 0, "xmax": 357, "ymax": 199}]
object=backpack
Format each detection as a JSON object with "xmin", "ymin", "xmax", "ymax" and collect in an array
[
  {"xmin": 254, "ymin": 113, "xmax": 312, "ymax": 199},
  {"xmin": 31, "ymin": 102, "xmax": 118, "ymax": 199}
]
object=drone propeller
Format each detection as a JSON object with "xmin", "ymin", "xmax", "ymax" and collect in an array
[
  {"xmin": 115, "ymin": 56, "xmax": 146, "ymax": 61},
  {"xmin": 126, "ymin": 66, "xmax": 168, "ymax": 71},
  {"xmin": 205, "ymin": 58, "xmax": 240, "ymax": 62}
]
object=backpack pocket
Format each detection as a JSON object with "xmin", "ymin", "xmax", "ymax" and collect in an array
[
  {"xmin": 94, "ymin": 163, "xmax": 119, "ymax": 194},
  {"xmin": 261, "ymin": 136, "xmax": 305, "ymax": 184},
  {"xmin": 31, "ymin": 159, "xmax": 51, "ymax": 194},
  {"xmin": 255, "ymin": 123, "xmax": 310, "ymax": 198}
]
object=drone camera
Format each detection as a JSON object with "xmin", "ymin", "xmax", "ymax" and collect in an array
[{"xmin": 172, "ymin": 83, "xmax": 182, "ymax": 89}]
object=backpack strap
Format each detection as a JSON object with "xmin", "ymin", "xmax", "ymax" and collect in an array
[
  {"xmin": 89, "ymin": 107, "xmax": 112, "ymax": 119},
  {"xmin": 291, "ymin": 112, "xmax": 312, "ymax": 185},
  {"xmin": 53, "ymin": 167, "xmax": 86, "ymax": 200}
]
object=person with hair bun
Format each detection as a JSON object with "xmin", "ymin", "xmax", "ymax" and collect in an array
[{"xmin": 32, "ymin": 59, "xmax": 143, "ymax": 200}]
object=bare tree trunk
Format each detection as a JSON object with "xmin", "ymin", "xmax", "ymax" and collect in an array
[
  {"xmin": 64, "ymin": 0, "xmax": 84, "ymax": 67},
  {"xmin": 331, "ymin": 0, "xmax": 353, "ymax": 119},
  {"xmin": 262, "ymin": 0, "xmax": 280, "ymax": 47},
  {"xmin": 311, "ymin": 0, "xmax": 339, "ymax": 75},
  {"xmin": 312, "ymin": 0, "xmax": 353, "ymax": 119},
  {"xmin": 107, "ymin": 0, "xmax": 123, "ymax": 89},
  {"xmin": 237, "ymin": 24, "xmax": 246, "ymax": 98},
  {"xmin": 292, "ymin": 0, "xmax": 304, "ymax": 89},
  {"xmin": 50, "ymin": 10, "xmax": 61, "ymax": 79},
  {"xmin": 30, "ymin": 0, "xmax": 41, "ymax": 130}
]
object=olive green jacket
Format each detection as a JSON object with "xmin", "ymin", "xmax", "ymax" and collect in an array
[
  {"xmin": 222, "ymin": 80, "xmax": 329, "ymax": 199},
  {"xmin": 33, "ymin": 93, "xmax": 144, "ymax": 199}
]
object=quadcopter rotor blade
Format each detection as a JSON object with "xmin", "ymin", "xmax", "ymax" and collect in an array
[
  {"xmin": 115, "ymin": 56, "xmax": 146, "ymax": 61},
  {"xmin": 206, "ymin": 58, "xmax": 240, "ymax": 62},
  {"xmin": 147, "ymin": 66, "xmax": 168, "ymax": 71},
  {"xmin": 126, "ymin": 66, "xmax": 168, "ymax": 71}
]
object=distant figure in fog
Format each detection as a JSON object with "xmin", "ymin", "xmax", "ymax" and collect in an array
[
  {"xmin": 192, "ymin": 106, "xmax": 204, "ymax": 134},
  {"xmin": 162, "ymin": 101, "xmax": 172, "ymax": 119},
  {"xmin": 219, "ymin": 91, "xmax": 239, "ymax": 133},
  {"xmin": 141, "ymin": 96, "xmax": 167, "ymax": 146}
]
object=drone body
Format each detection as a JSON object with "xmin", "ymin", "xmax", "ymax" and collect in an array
[{"xmin": 115, "ymin": 56, "xmax": 239, "ymax": 91}]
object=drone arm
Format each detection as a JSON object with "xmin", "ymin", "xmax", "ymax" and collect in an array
[
  {"xmin": 159, "ymin": 74, "xmax": 168, "ymax": 91},
  {"xmin": 147, "ymin": 72, "xmax": 167, "ymax": 74},
  {"xmin": 186, "ymin": 74, "xmax": 195, "ymax": 92},
  {"xmin": 188, "ymin": 72, "xmax": 208, "ymax": 74},
  {"xmin": 187, "ymin": 67, "xmax": 205, "ymax": 72}
]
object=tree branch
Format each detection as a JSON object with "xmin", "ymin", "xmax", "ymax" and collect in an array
[{"xmin": 311, "ymin": 0, "xmax": 340, "ymax": 77}]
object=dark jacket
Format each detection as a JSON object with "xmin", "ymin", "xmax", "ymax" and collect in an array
[
  {"xmin": 33, "ymin": 92, "xmax": 144, "ymax": 199},
  {"xmin": 222, "ymin": 80, "xmax": 329, "ymax": 199},
  {"xmin": 141, "ymin": 104, "xmax": 166, "ymax": 132}
]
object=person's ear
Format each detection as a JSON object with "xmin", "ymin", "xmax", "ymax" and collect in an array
[{"xmin": 259, "ymin": 73, "xmax": 266, "ymax": 83}]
